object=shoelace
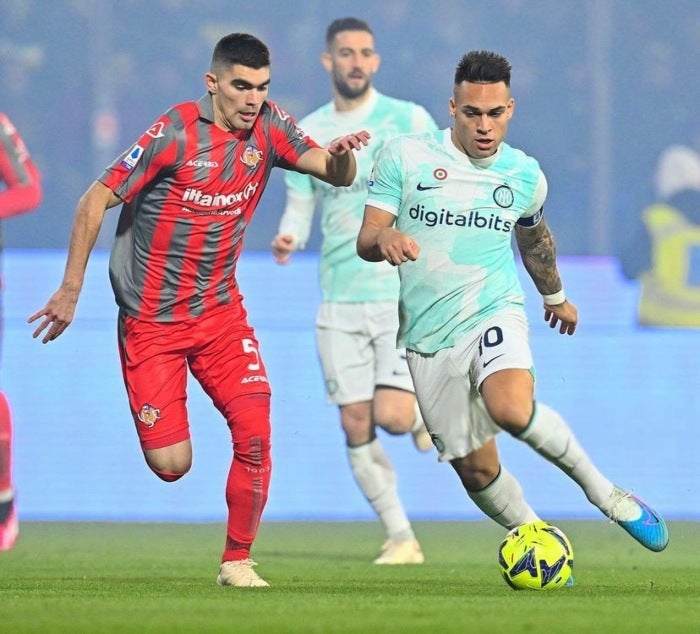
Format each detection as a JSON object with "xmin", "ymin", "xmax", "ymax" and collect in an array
[
  {"xmin": 607, "ymin": 488, "xmax": 633, "ymax": 522},
  {"xmin": 222, "ymin": 559, "xmax": 262, "ymax": 580}
]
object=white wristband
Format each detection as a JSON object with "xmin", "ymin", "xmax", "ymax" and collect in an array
[{"xmin": 542, "ymin": 290, "xmax": 566, "ymax": 305}]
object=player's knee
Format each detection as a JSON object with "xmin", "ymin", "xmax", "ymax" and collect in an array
[
  {"xmin": 340, "ymin": 402, "xmax": 375, "ymax": 443},
  {"xmin": 486, "ymin": 400, "xmax": 532, "ymax": 435},
  {"xmin": 372, "ymin": 404, "xmax": 408, "ymax": 434},
  {"xmin": 143, "ymin": 443, "xmax": 192, "ymax": 481},
  {"xmin": 146, "ymin": 458, "xmax": 191, "ymax": 482},
  {"xmin": 150, "ymin": 468, "xmax": 187, "ymax": 483},
  {"xmin": 226, "ymin": 393, "xmax": 272, "ymax": 458},
  {"xmin": 372, "ymin": 389, "xmax": 415, "ymax": 434},
  {"xmin": 374, "ymin": 414, "xmax": 411, "ymax": 435},
  {"xmin": 450, "ymin": 454, "xmax": 500, "ymax": 491}
]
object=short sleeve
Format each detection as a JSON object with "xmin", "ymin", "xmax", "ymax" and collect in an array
[
  {"xmin": 365, "ymin": 139, "xmax": 404, "ymax": 215},
  {"xmin": 516, "ymin": 169, "xmax": 548, "ymax": 226}
]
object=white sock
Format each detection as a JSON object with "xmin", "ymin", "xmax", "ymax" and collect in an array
[
  {"xmin": 348, "ymin": 439, "xmax": 414, "ymax": 541},
  {"xmin": 467, "ymin": 466, "xmax": 539, "ymax": 529},
  {"xmin": 517, "ymin": 401, "xmax": 615, "ymax": 508}
]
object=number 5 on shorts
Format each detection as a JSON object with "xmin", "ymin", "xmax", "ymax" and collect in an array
[{"xmin": 242, "ymin": 338, "xmax": 261, "ymax": 371}]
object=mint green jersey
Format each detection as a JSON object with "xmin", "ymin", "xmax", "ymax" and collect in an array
[
  {"xmin": 366, "ymin": 129, "xmax": 546, "ymax": 353},
  {"xmin": 285, "ymin": 89, "xmax": 437, "ymax": 302}
]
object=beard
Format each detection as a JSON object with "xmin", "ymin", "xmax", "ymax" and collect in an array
[{"xmin": 334, "ymin": 74, "xmax": 371, "ymax": 100}]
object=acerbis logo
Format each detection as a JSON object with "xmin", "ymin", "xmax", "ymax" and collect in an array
[
  {"xmin": 493, "ymin": 184, "xmax": 514, "ymax": 208},
  {"xmin": 186, "ymin": 159, "xmax": 219, "ymax": 168},
  {"xmin": 241, "ymin": 375, "xmax": 269, "ymax": 384},
  {"xmin": 409, "ymin": 204, "xmax": 513, "ymax": 232}
]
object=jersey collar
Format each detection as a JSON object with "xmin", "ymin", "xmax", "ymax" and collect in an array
[
  {"xmin": 443, "ymin": 129, "xmax": 503, "ymax": 168},
  {"xmin": 332, "ymin": 88, "xmax": 379, "ymax": 125},
  {"xmin": 197, "ymin": 93, "xmax": 216, "ymax": 123},
  {"xmin": 196, "ymin": 93, "xmax": 260, "ymax": 139}
]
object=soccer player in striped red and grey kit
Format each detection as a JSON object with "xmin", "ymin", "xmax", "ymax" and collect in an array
[
  {"xmin": 29, "ymin": 33, "xmax": 369, "ymax": 587},
  {"xmin": 0, "ymin": 111, "xmax": 42, "ymax": 551}
]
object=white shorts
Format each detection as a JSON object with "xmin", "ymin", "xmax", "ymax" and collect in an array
[
  {"xmin": 316, "ymin": 302, "xmax": 414, "ymax": 405},
  {"xmin": 406, "ymin": 309, "xmax": 533, "ymax": 461}
]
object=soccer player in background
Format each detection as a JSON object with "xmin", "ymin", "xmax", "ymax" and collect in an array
[
  {"xmin": 0, "ymin": 111, "xmax": 42, "ymax": 551},
  {"xmin": 271, "ymin": 17, "xmax": 436, "ymax": 565},
  {"xmin": 357, "ymin": 50, "xmax": 669, "ymax": 554},
  {"xmin": 28, "ymin": 33, "xmax": 369, "ymax": 586}
]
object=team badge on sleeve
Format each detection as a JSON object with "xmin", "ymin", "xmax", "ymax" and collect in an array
[{"xmin": 120, "ymin": 144, "xmax": 144, "ymax": 171}]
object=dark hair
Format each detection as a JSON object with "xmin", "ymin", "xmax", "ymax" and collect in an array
[
  {"xmin": 211, "ymin": 33, "xmax": 270, "ymax": 72},
  {"xmin": 325, "ymin": 17, "xmax": 373, "ymax": 47},
  {"xmin": 454, "ymin": 50, "xmax": 511, "ymax": 87}
]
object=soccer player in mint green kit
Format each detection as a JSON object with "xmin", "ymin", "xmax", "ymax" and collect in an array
[
  {"xmin": 271, "ymin": 17, "xmax": 436, "ymax": 564},
  {"xmin": 357, "ymin": 50, "xmax": 669, "ymax": 559}
]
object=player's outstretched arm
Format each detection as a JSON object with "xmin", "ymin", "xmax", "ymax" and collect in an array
[
  {"xmin": 296, "ymin": 130, "xmax": 370, "ymax": 187},
  {"xmin": 28, "ymin": 181, "xmax": 121, "ymax": 343},
  {"xmin": 515, "ymin": 218, "xmax": 577, "ymax": 335},
  {"xmin": 357, "ymin": 205, "xmax": 420, "ymax": 265}
]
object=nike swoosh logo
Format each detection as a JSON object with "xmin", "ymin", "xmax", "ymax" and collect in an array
[
  {"xmin": 483, "ymin": 354, "xmax": 504, "ymax": 368},
  {"xmin": 641, "ymin": 509, "xmax": 661, "ymax": 526},
  {"xmin": 633, "ymin": 497, "xmax": 662, "ymax": 526},
  {"xmin": 417, "ymin": 183, "xmax": 441, "ymax": 191}
]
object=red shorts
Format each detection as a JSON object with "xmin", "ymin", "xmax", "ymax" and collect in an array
[{"xmin": 118, "ymin": 301, "xmax": 271, "ymax": 450}]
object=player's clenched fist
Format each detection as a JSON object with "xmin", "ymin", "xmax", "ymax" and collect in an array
[{"xmin": 377, "ymin": 227, "xmax": 420, "ymax": 266}]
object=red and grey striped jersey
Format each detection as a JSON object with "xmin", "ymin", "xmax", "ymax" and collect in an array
[
  {"xmin": 101, "ymin": 94, "xmax": 318, "ymax": 322},
  {"xmin": 0, "ymin": 112, "xmax": 42, "ymax": 222}
]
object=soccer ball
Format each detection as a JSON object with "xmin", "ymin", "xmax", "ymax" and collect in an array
[{"xmin": 497, "ymin": 521, "xmax": 574, "ymax": 590}]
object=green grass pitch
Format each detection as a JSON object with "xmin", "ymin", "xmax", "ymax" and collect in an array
[{"xmin": 1, "ymin": 520, "xmax": 698, "ymax": 633}]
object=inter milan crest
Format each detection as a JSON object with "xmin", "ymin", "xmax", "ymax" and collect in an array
[{"xmin": 493, "ymin": 184, "xmax": 514, "ymax": 208}]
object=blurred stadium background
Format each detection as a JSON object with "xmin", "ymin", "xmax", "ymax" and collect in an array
[{"xmin": 1, "ymin": 0, "xmax": 698, "ymax": 522}]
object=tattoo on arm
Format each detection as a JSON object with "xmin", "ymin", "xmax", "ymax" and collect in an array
[{"xmin": 515, "ymin": 219, "xmax": 563, "ymax": 295}]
